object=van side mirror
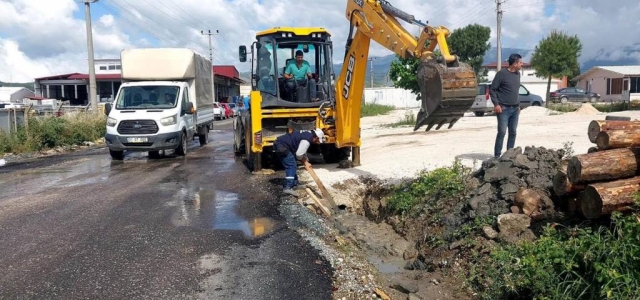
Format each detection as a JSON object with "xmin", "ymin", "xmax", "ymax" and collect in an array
[
  {"xmin": 186, "ymin": 102, "xmax": 194, "ymax": 114},
  {"xmin": 105, "ymin": 103, "xmax": 112, "ymax": 115},
  {"xmin": 239, "ymin": 45, "xmax": 247, "ymax": 62}
]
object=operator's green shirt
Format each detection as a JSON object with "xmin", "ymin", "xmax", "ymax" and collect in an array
[{"xmin": 285, "ymin": 61, "xmax": 312, "ymax": 80}]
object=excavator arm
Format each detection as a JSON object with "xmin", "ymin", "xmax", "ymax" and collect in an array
[{"xmin": 333, "ymin": 0, "xmax": 478, "ymax": 150}]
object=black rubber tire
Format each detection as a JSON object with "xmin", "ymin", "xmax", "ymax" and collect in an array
[
  {"xmin": 590, "ymin": 97, "xmax": 597, "ymax": 103},
  {"xmin": 109, "ymin": 150, "xmax": 124, "ymax": 160},
  {"xmin": 148, "ymin": 151, "xmax": 161, "ymax": 159},
  {"xmin": 605, "ymin": 115, "xmax": 631, "ymax": 121},
  {"xmin": 532, "ymin": 102, "xmax": 541, "ymax": 106},
  {"xmin": 560, "ymin": 97, "xmax": 568, "ymax": 104},
  {"xmin": 321, "ymin": 144, "xmax": 351, "ymax": 164},
  {"xmin": 198, "ymin": 132, "xmax": 208, "ymax": 146},
  {"xmin": 175, "ymin": 131, "xmax": 187, "ymax": 156},
  {"xmin": 474, "ymin": 111, "xmax": 485, "ymax": 117}
]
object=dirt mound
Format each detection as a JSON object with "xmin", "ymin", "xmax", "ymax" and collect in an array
[
  {"xmin": 466, "ymin": 146, "xmax": 565, "ymax": 220},
  {"xmin": 569, "ymin": 103, "xmax": 600, "ymax": 115},
  {"xmin": 520, "ymin": 106, "xmax": 553, "ymax": 117}
]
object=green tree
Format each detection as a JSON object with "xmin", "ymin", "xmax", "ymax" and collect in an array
[
  {"xmin": 530, "ymin": 30, "xmax": 582, "ymax": 105},
  {"xmin": 388, "ymin": 49, "xmax": 441, "ymax": 98},
  {"xmin": 448, "ymin": 24, "xmax": 492, "ymax": 74}
]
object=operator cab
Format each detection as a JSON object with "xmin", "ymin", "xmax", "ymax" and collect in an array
[{"xmin": 239, "ymin": 28, "xmax": 335, "ymax": 109}]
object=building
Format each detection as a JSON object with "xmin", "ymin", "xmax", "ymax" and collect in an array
[
  {"xmin": 483, "ymin": 61, "xmax": 567, "ymax": 99},
  {"xmin": 572, "ymin": 66, "xmax": 640, "ymax": 101},
  {"xmin": 0, "ymin": 87, "xmax": 35, "ymax": 103},
  {"xmin": 34, "ymin": 59, "xmax": 244, "ymax": 106}
]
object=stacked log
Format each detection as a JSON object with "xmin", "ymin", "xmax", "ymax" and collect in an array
[{"xmin": 556, "ymin": 120, "xmax": 640, "ymax": 219}]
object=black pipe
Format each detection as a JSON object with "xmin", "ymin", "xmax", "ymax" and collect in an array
[{"xmin": 379, "ymin": 1, "xmax": 427, "ymax": 26}]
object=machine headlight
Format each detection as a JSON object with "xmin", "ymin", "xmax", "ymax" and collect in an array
[
  {"xmin": 160, "ymin": 115, "xmax": 177, "ymax": 126},
  {"xmin": 107, "ymin": 117, "xmax": 117, "ymax": 127}
]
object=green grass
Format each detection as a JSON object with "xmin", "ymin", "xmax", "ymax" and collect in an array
[
  {"xmin": 0, "ymin": 112, "xmax": 106, "ymax": 154},
  {"xmin": 592, "ymin": 102, "xmax": 633, "ymax": 113},
  {"xmin": 361, "ymin": 103, "xmax": 394, "ymax": 117},
  {"xmin": 387, "ymin": 111, "xmax": 416, "ymax": 128},
  {"xmin": 468, "ymin": 211, "xmax": 640, "ymax": 300},
  {"xmin": 387, "ymin": 160, "xmax": 469, "ymax": 214}
]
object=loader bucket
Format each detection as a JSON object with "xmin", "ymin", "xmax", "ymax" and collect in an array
[{"xmin": 414, "ymin": 58, "xmax": 477, "ymax": 131}]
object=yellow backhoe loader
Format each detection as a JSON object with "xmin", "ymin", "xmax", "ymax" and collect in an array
[{"xmin": 235, "ymin": 0, "xmax": 477, "ymax": 171}]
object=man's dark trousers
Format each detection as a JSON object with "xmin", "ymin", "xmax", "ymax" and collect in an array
[{"xmin": 494, "ymin": 105, "xmax": 519, "ymax": 157}]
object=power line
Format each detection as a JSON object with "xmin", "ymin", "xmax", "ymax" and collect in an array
[
  {"xmin": 448, "ymin": 0, "xmax": 494, "ymax": 29},
  {"xmin": 97, "ymin": 2, "xmax": 178, "ymax": 46}
]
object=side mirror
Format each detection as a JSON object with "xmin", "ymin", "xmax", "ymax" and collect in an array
[
  {"xmin": 105, "ymin": 103, "xmax": 112, "ymax": 115},
  {"xmin": 239, "ymin": 45, "xmax": 247, "ymax": 62},
  {"xmin": 186, "ymin": 102, "xmax": 194, "ymax": 115},
  {"xmin": 303, "ymin": 44, "xmax": 309, "ymax": 53}
]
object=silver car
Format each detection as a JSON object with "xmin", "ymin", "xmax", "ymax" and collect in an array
[{"xmin": 470, "ymin": 83, "xmax": 544, "ymax": 116}]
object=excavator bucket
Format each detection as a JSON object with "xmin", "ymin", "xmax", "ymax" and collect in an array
[{"xmin": 414, "ymin": 58, "xmax": 478, "ymax": 131}]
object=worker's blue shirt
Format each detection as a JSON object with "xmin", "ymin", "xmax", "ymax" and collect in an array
[
  {"xmin": 242, "ymin": 96, "xmax": 250, "ymax": 110},
  {"xmin": 284, "ymin": 61, "xmax": 312, "ymax": 80},
  {"xmin": 275, "ymin": 130, "xmax": 314, "ymax": 155}
]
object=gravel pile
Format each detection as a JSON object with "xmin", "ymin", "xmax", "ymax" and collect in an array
[{"xmin": 465, "ymin": 146, "xmax": 565, "ymax": 220}]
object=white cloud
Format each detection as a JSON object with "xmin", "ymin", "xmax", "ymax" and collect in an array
[{"xmin": 1, "ymin": 0, "xmax": 640, "ymax": 82}]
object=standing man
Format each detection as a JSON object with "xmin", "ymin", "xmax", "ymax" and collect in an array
[
  {"xmin": 284, "ymin": 50, "xmax": 318, "ymax": 102},
  {"xmin": 490, "ymin": 53, "xmax": 523, "ymax": 158},
  {"xmin": 273, "ymin": 128, "xmax": 325, "ymax": 197}
]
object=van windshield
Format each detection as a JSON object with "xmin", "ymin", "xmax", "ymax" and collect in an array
[{"xmin": 115, "ymin": 85, "xmax": 180, "ymax": 109}]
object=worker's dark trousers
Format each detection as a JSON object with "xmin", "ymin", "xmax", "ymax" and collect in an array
[
  {"xmin": 494, "ymin": 105, "xmax": 520, "ymax": 157},
  {"xmin": 278, "ymin": 150, "xmax": 299, "ymax": 189}
]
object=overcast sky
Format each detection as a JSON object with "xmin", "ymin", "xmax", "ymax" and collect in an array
[{"xmin": 0, "ymin": 0, "xmax": 639, "ymax": 82}]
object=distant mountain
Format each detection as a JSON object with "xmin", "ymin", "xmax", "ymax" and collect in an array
[
  {"xmin": 0, "ymin": 82, "xmax": 33, "ymax": 89},
  {"xmin": 239, "ymin": 47, "xmax": 639, "ymax": 87}
]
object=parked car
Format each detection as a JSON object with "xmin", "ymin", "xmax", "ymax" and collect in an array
[
  {"xmin": 470, "ymin": 82, "xmax": 544, "ymax": 116},
  {"xmin": 213, "ymin": 102, "xmax": 224, "ymax": 120},
  {"xmin": 221, "ymin": 103, "xmax": 234, "ymax": 119},
  {"xmin": 228, "ymin": 103, "xmax": 239, "ymax": 117},
  {"xmin": 550, "ymin": 87, "xmax": 600, "ymax": 103}
]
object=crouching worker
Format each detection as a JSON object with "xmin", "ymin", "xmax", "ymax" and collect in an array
[{"xmin": 273, "ymin": 128, "xmax": 324, "ymax": 197}]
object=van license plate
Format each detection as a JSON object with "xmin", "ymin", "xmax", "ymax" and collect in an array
[{"xmin": 127, "ymin": 137, "xmax": 148, "ymax": 143}]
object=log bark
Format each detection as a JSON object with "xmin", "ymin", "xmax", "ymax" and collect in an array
[
  {"xmin": 596, "ymin": 129, "xmax": 640, "ymax": 150},
  {"xmin": 553, "ymin": 170, "xmax": 585, "ymax": 196},
  {"xmin": 579, "ymin": 176, "xmax": 640, "ymax": 219},
  {"xmin": 567, "ymin": 148, "xmax": 640, "ymax": 183},
  {"xmin": 588, "ymin": 120, "xmax": 640, "ymax": 143}
]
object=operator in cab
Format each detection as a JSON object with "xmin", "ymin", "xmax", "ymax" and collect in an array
[
  {"xmin": 274, "ymin": 128, "xmax": 324, "ymax": 197},
  {"xmin": 283, "ymin": 50, "xmax": 318, "ymax": 102}
]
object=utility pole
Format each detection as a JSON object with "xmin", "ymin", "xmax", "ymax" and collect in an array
[
  {"xmin": 201, "ymin": 30, "xmax": 219, "ymax": 101},
  {"xmin": 368, "ymin": 57, "xmax": 377, "ymax": 88},
  {"xmin": 496, "ymin": 0, "xmax": 504, "ymax": 71},
  {"xmin": 83, "ymin": 0, "xmax": 98, "ymax": 112}
]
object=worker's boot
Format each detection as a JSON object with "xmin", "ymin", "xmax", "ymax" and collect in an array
[{"xmin": 283, "ymin": 188, "xmax": 300, "ymax": 197}]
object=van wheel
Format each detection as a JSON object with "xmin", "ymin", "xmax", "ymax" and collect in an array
[
  {"xmin": 532, "ymin": 102, "xmax": 541, "ymax": 106},
  {"xmin": 148, "ymin": 151, "xmax": 161, "ymax": 159},
  {"xmin": 198, "ymin": 132, "xmax": 208, "ymax": 146},
  {"xmin": 474, "ymin": 111, "xmax": 485, "ymax": 117},
  {"xmin": 176, "ymin": 132, "xmax": 187, "ymax": 156},
  {"xmin": 110, "ymin": 150, "xmax": 124, "ymax": 160}
]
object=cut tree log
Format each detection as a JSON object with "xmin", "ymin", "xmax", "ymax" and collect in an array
[
  {"xmin": 567, "ymin": 148, "xmax": 640, "ymax": 183},
  {"xmin": 553, "ymin": 170, "xmax": 586, "ymax": 196},
  {"xmin": 588, "ymin": 120, "xmax": 640, "ymax": 143},
  {"xmin": 596, "ymin": 129, "xmax": 640, "ymax": 150},
  {"xmin": 579, "ymin": 176, "xmax": 640, "ymax": 219}
]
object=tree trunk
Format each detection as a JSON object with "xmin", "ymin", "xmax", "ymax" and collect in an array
[
  {"xmin": 545, "ymin": 76, "xmax": 552, "ymax": 108},
  {"xmin": 596, "ymin": 129, "xmax": 640, "ymax": 150},
  {"xmin": 579, "ymin": 176, "xmax": 640, "ymax": 219},
  {"xmin": 567, "ymin": 148, "xmax": 640, "ymax": 183},
  {"xmin": 553, "ymin": 170, "xmax": 586, "ymax": 196},
  {"xmin": 588, "ymin": 120, "xmax": 640, "ymax": 143}
]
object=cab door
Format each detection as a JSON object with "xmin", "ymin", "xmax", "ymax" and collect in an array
[{"xmin": 181, "ymin": 86, "xmax": 195, "ymax": 134}]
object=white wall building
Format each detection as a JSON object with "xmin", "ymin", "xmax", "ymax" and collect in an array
[
  {"xmin": 0, "ymin": 87, "xmax": 35, "ymax": 103},
  {"xmin": 364, "ymin": 87, "xmax": 421, "ymax": 108}
]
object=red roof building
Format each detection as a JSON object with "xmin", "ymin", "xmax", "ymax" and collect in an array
[{"xmin": 34, "ymin": 60, "xmax": 245, "ymax": 106}]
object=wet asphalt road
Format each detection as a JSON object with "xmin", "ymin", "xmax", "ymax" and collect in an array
[{"xmin": 0, "ymin": 119, "xmax": 333, "ymax": 299}]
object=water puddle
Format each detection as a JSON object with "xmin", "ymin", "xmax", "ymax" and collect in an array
[
  {"xmin": 169, "ymin": 186, "xmax": 277, "ymax": 239},
  {"xmin": 212, "ymin": 191, "xmax": 276, "ymax": 238},
  {"xmin": 367, "ymin": 256, "xmax": 406, "ymax": 274}
]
